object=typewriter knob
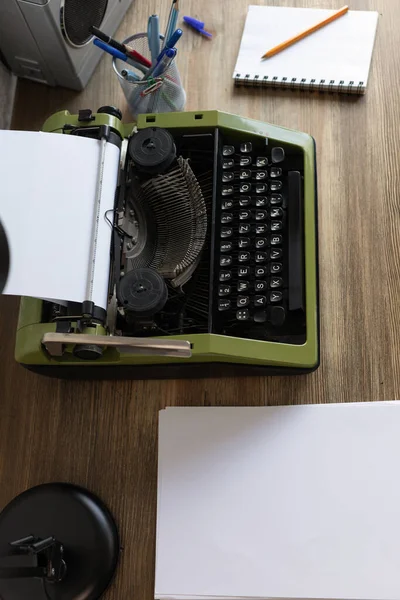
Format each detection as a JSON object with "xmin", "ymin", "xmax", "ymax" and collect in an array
[
  {"xmin": 97, "ymin": 105, "xmax": 122, "ymax": 121},
  {"xmin": 73, "ymin": 344, "xmax": 103, "ymax": 360},
  {"xmin": 128, "ymin": 127, "xmax": 176, "ymax": 174},
  {"xmin": 117, "ymin": 268, "xmax": 168, "ymax": 317}
]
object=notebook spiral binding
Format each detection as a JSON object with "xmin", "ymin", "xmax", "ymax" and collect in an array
[{"xmin": 234, "ymin": 73, "xmax": 365, "ymax": 95}]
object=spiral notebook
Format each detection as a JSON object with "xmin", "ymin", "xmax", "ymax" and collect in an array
[{"xmin": 233, "ymin": 6, "xmax": 379, "ymax": 94}]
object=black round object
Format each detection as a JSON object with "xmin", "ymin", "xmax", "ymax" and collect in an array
[
  {"xmin": 0, "ymin": 483, "xmax": 119, "ymax": 600},
  {"xmin": 128, "ymin": 128, "xmax": 176, "ymax": 174},
  {"xmin": 73, "ymin": 344, "xmax": 103, "ymax": 361},
  {"xmin": 97, "ymin": 106, "xmax": 123, "ymax": 121},
  {"xmin": 117, "ymin": 268, "xmax": 168, "ymax": 317},
  {"xmin": 61, "ymin": 0, "xmax": 108, "ymax": 47},
  {"xmin": 0, "ymin": 219, "xmax": 9, "ymax": 295}
]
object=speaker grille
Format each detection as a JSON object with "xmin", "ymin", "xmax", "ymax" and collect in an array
[{"xmin": 62, "ymin": 0, "xmax": 108, "ymax": 47}]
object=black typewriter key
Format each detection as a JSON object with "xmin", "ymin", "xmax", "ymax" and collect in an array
[
  {"xmin": 270, "ymin": 207, "xmax": 283, "ymax": 218},
  {"xmin": 270, "ymin": 167, "xmax": 282, "ymax": 178},
  {"xmin": 220, "ymin": 255, "xmax": 232, "ymax": 267},
  {"xmin": 269, "ymin": 180, "xmax": 283, "ymax": 191},
  {"xmin": 236, "ymin": 309, "xmax": 250, "ymax": 321},
  {"xmin": 239, "ymin": 195, "xmax": 251, "ymax": 207},
  {"xmin": 222, "ymin": 172, "xmax": 235, "ymax": 183},
  {"xmin": 237, "ymin": 295, "xmax": 250, "ymax": 307},
  {"xmin": 270, "ymin": 234, "xmax": 282, "ymax": 245},
  {"xmin": 269, "ymin": 305, "xmax": 286, "ymax": 326},
  {"xmin": 255, "ymin": 183, "xmax": 267, "ymax": 194},
  {"xmin": 256, "ymin": 157, "xmax": 268, "ymax": 168},
  {"xmin": 239, "ymin": 209, "xmax": 251, "ymax": 220},
  {"xmin": 222, "ymin": 199, "xmax": 233, "ymax": 210},
  {"xmin": 269, "ymin": 291, "xmax": 283, "ymax": 303},
  {"xmin": 218, "ymin": 299, "xmax": 231, "ymax": 311},
  {"xmin": 238, "ymin": 266, "xmax": 250, "ymax": 277},
  {"xmin": 240, "ymin": 169, "xmax": 251, "ymax": 179},
  {"xmin": 270, "ymin": 277, "xmax": 283, "ymax": 288},
  {"xmin": 240, "ymin": 182, "xmax": 251, "ymax": 193},
  {"xmin": 223, "ymin": 145, "xmax": 235, "ymax": 156},
  {"xmin": 270, "ymin": 262, "xmax": 283, "ymax": 274},
  {"xmin": 239, "ymin": 223, "xmax": 251, "ymax": 234},
  {"xmin": 256, "ymin": 196, "xmax": 267, "ymax": 207},
  {"xmin": 218, "ymin": 284, "xmax": 231, "ymax": 296},
  {"xmin": 221, "ymin": 226, "xmax": 233, "ymax": 238},
  {"xmin": 222, "ymin": 185, "xmax": 234, "ymax": 196},
  {"xmin": 269, "ymin": 194, "xmax": 283, "ymax": 206},
  {"xmin": 238, "ymin": 251, "xmax": 251, "ymax": 262},
  {"xmin": 254, "ymin": 295, "xmax": 267, "ymax": 307},
  {"xmin": 237, "ymin": 280, "xmax": 250, "ymax": 292},
  {"xmin": 255, "ymin": 171, "xmax": 267, "ymax": 180},
  {"xmin": 238, "ymin": 237, "xmax": 250, "ymax": 248},
  {"xmin": 270, "ymin": 248, "xmax": 282, "ymax": 260},
  {"xmin": 255, "ymin": 238, "xmax": 268, "ymax": 249},
  {"xmin": 255, "ymin": 224, "xmax": 268, "ymax": 234},
  {"xmin": 255, "ymin": 210, "xmax": 267, "ymax": 221},
  {"xmin": 221, "ymin": 213, "xmax": 233, "ymax": 224},
  {"xmin": 240, "ymin": 156, "xmax": 252, "ymax": 167},
  {"xmin": 223, "ymin": 158, "xmax": 234, "ymax": 169},
  {"xmin": 255, "ymin": 251, "xmax": 267, "ymax": 263},
  {"xmin": 219, "ymin": 270, "xmax": 232, "ymax": 281},
  {"xmin": 220, "ymin": 241, "xmax": 233, "ymax": 253},
  {"xmin": 254, "ymin": 310, "xmax": 267, "ymax": 323},
  {"xmin": 270, "ymin": 221, "xmax": 283, "ymax": 231},
  {"xmin": 255, "ymin": 266, "xmax": 267, "ymax": 277},
  {"xmin": 255, "ymin": 281, "xmax": 267, "ymax": 292},
  {"xmin": 271, "ymin": 147, "xmax": 285, "ymax": 163},
  {"xmin": 240, "ymin": 142, "xmax": 252, "ymax": 153}
]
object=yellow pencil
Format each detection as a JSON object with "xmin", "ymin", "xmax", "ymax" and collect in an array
[{"xmin": 261, "ymin": 5, "xmax": 349, "ymax": 59}]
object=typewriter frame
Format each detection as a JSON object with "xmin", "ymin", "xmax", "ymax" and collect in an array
[{"xmin": 15, "ymin": 109, "xmax": 319, "ymax": 377}]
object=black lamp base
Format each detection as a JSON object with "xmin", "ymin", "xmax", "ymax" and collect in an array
[{"xmin": 0, "ymin": 483, "xmax": 119, "ymax": 600}]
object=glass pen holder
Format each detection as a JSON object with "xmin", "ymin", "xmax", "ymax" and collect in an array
[{"xmin": 113, "ymin": 33, "xmax": 186, "ymax": 119}]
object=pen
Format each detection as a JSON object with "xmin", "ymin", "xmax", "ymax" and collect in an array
[
  {"xmin": 121, "ymin": 68, "xmax": 140, "ymax": 82},
  {"xmin": 162, "ymin": 0, "xmax": 179, "ymax": 49},
  {"xmin": 93, "ymin": 38, "xmax": 128, "ymax": 62},
  {"xmin": 157, "ymin": 29, "xmax": 182, "ymax": 61},
  {"xmin": 261, "ymin": 5, "xmax": 349, "ymax": 59},
  {"xmin": 148, "ymin": 15, "xmax": 160, "ymax": 64},
  {"xmin": 152, "ymin": 47, "xmax": 177, "ymax": 78},
  {"xmin": 90, "ymin": 25, "xmax": 152, "ymax": 68}
]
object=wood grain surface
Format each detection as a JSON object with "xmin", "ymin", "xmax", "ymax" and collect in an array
[{"xmin": 1, "ymin": 0, "xmax": 399, "ymax": 598}]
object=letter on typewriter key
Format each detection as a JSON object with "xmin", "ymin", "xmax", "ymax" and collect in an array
[
  {"xmin": 255, "ymin": 171, "xmax": 267, "ymax": 180},
  {"xmin": 238, "ymin": 237, "xmax": 250, "ymax": 248},
  {"xmin": 240, "ymin": 183, "xmax": 251, "ymax": 193},
  {"xmin": 255, "ymin": 281, "xmax": 267, "ymax": 292},
  {"xmin": 238, "ymin": 251, "xmax": 250, "ymax": 263},
  {"xmin": 270, "ymin": 277, "xmax": 283, "ymax": 288},
  {"xmin": 270, "ymin": 248, "xmax": 282, "ymax": 260},
  {"xmin": 256, "ymin": 157, "xmax": 268, "ymax": 167},
  {"xmin": 256, "ymin": 238, "xmax": 268, "ymax": 249},
  {"xmin": 239, "ymin": 210, "xmax": 251, "ymax": 220},
  {"xmin": 270, "ymin": 207, "xmax": 283, "ymax": 218},
  {"xmin": 254, "ymin": 295, "xmax": 267, "ymax": 307},
  {"xmin": 239, "ymin": 224, "xmax": 251, "ymax": 234},
  {"xmin": 238, "ymin": 266, "xmax": 250, "ymax": 277},
  {"xmin": 256, "ymin": 224, "xmax": 268, "ymax": 234},
  {"xmin": 240, "ymin": 142, "xmax": 252, "ymax": 153},
  {"xmin": 237, "ymin": 296, "xmax": 250, "ymax": 307},
  {"xmin": 255, "ymin": 266, "xmax": 267, "ymax": 277},
  {"xmin": 256, "ymin": 196, "xmax": 267, "ymax": 207},
  {"xmin": 239, "ymin": 195, "xmax": 251, "ymax": 206},
  {"xmin": 237, "ymin": 281, "xmax": 250, "ymax": 292},
  {"xmin": 270, "ymin": 263, "xmax": 283, "ymax": 273},
  {"xmin": 255, "ymin": 252, "xmax": 267, "ymax": 263},
  {"xmin": 240, "ymin": 169, "xmax": 251, "ymax": 179},
  {"xmin": 240, "ymin": 156, "xmax": 252, "ymax": 166},
  {"xmin": 270, "ymin": 234, "xmax": 282, "ymax": 245},
  {"xmin": 269, "ymin": 291, "xmax": 283, "ymax": 303}
]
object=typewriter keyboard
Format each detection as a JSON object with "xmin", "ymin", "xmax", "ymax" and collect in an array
[{"xmin": 212, "ymin": 136, "xmax": 307, "ymax": 344}]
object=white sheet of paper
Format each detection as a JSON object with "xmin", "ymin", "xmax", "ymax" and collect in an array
[
  {"xmin": 233, "ymin": 7, "xmax": 379, "ymax": 88},
  {"xmin": 0, "ymin": 130, "xmax": 120, "ymax": 309},
  {"xmin": 156, "ymin": 403, "xmax": 400, "ymax": 600}
]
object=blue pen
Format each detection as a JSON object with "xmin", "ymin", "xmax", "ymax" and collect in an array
[
  {"xmin": 147, "ymin": 15, "xmax": 160, "ymax": 65},
  {"xmin": 93, "ymin": 38, "xmax": 128, "ymax": 61},
  {"xmin": 121, "ymin": 68, "xmax": 140, "ymax": 82},
  {"xmin": 152, "ymin": 47, "xmax": 177, "ymax": 77},
  {"xmin": 157, "ymin": 29, "xmax": 182, "ymax": 61}
]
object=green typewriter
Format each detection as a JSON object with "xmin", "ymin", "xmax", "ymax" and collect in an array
[{"xmin": 15, "ymin": 107, "xmax": 319, "ymax": 377}]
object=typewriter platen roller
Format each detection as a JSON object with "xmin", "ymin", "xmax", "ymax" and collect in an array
[{"xmin": 15, "ymin": 108, "xmax": 319, "ymax": 377}]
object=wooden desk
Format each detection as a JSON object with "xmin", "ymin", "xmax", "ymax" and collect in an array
[{"xmin": 0, "ymin": 0, "xmax": 398, "ymax": 597}]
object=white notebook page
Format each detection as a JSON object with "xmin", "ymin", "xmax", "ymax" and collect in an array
[
  {"xmin": 0, "ymin": 131, "xmax": 119, "ymax": 310},
  {"xmin": 156, "ymin": 403, "xmax": 400, "ymax": 600},
  {"xmin": 233, "ymin": 6, "xmax": 379, "ymax": 87}
]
